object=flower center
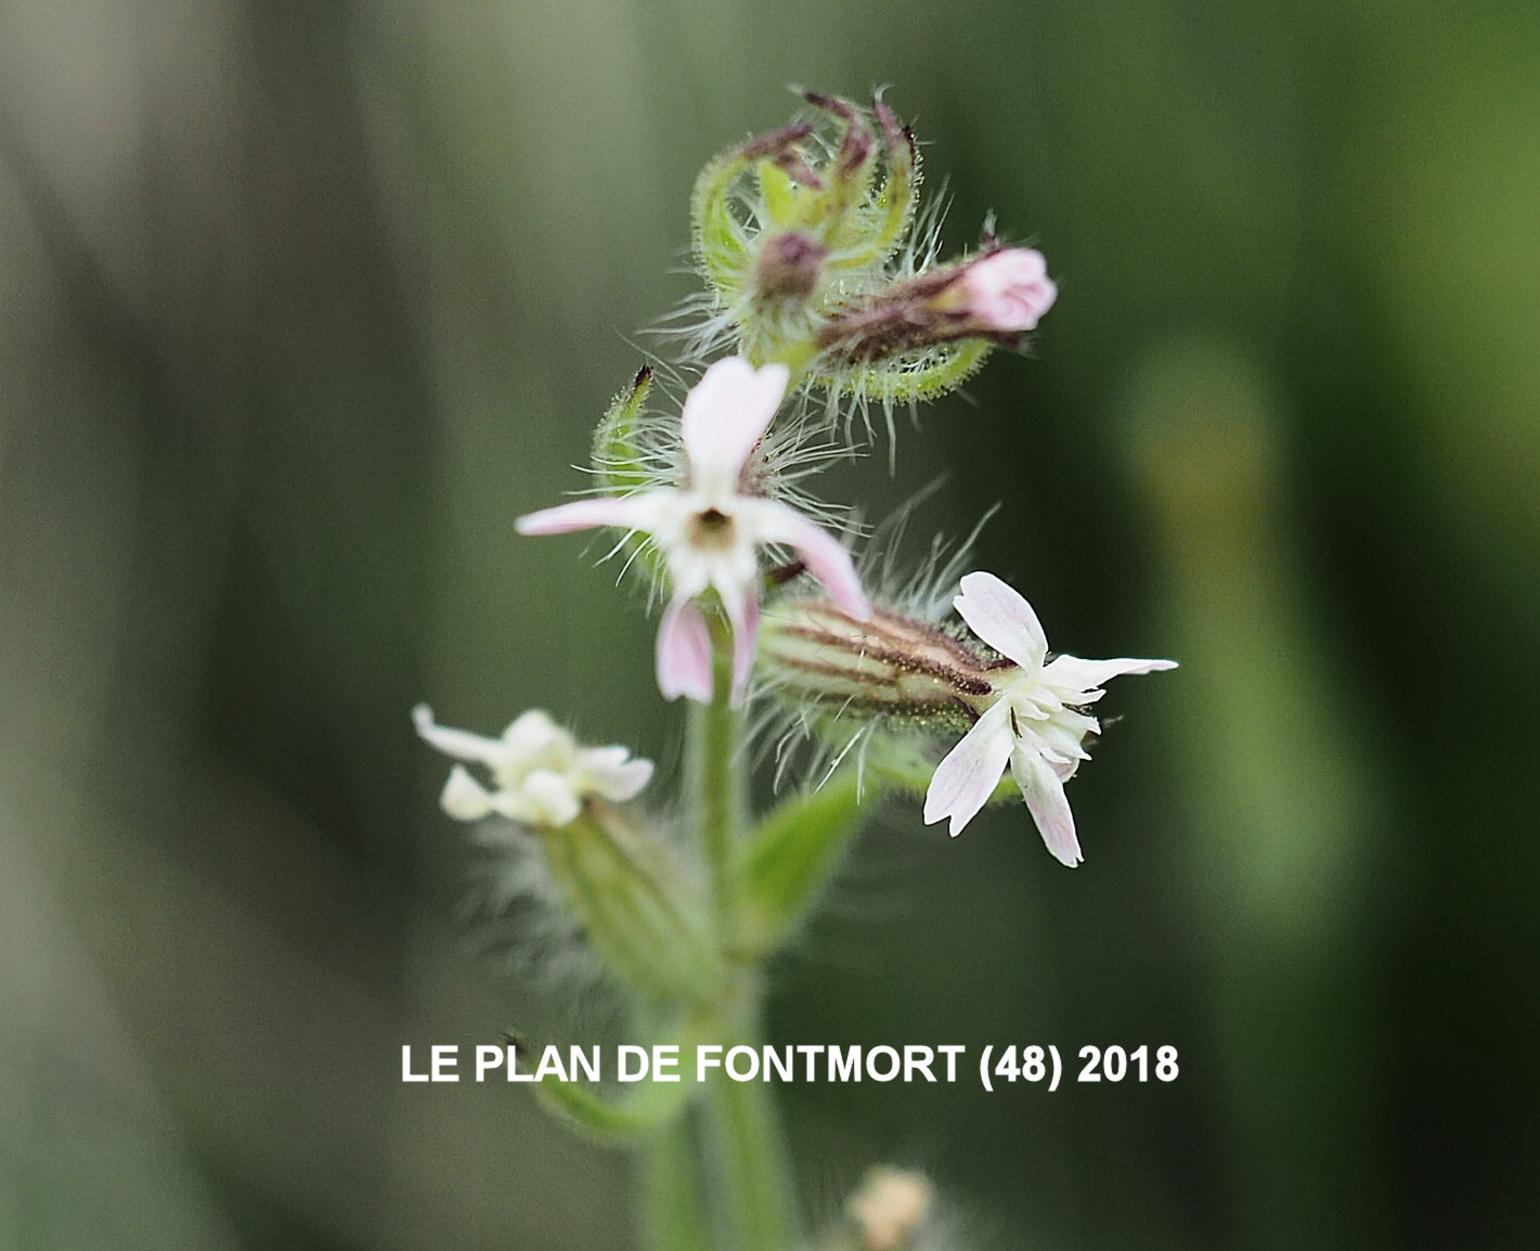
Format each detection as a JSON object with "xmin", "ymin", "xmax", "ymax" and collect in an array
[{"xmin": 688, "ymin": 506, "xmax": 738, "ymax": 550}]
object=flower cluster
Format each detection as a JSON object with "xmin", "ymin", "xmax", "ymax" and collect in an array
[
  {"xmin": 409, "ymin": 88, "xmax": 1176, "ymax": 1251},
  {"xmin": 416, "ymin": 94, "xmax": 1169, "ymax": 864},
  {"xmin": 672, "ymin": 90, "xmax": 1059, "ymax": 427}
]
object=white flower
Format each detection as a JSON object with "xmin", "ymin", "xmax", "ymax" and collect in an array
[
  {"xmin": 516, "ymin": 356, "xmax": 870, "ymax": 705},
  {"xmin": 921, "ymin": 572, "xmax": 1176, "ymax": 864},
  {"xmin": 412, "ymin": 704, "xmax": 653, "ymax": 827}
]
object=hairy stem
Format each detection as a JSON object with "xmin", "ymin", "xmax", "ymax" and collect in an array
[
  {"xmin": 691, "ymin": 618, "xmax": 747, "ymax": 940},
  {"xmin": 680, "ymin": 619, "xmax": 798, "ymax": 1249}
]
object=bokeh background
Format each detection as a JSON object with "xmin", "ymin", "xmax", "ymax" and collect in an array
[{"xmin": 3, "ymin": 0, "xmax": 1538, "ymax": 1247}]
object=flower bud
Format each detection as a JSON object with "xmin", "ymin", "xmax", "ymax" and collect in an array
[
  {"xmin": 814, "ymin": 247, "xmax": 1056, "ymax": 364},
  {"xmin": 845, "ymin": 1167, "xmax": 934, "ymax": 1251},
  {"xmin": 759, "ymin": 598, "xmax": 1004, "ymax": 736},
  {"xmin": 687, "ymin": 92, "xmax": 921, "ymax": 365},
  {"xmin": 755, "ymin": 230, "xmax": 827, "ymax": 303},
  {"xmin": 678, "ymin": 94, "xmax": 1058, "ymax": 422},
  {"xmin": 948, "ymin": 247, "xmax": 1057, "ymax": 332}
]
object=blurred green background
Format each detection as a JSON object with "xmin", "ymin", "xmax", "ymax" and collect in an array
[{"xmin": 3, "ymin": 0, "xmax": 1538, "ymax": 1247}]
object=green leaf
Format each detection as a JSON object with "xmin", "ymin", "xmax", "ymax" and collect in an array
[{"xmin": 735, "ymin": 768, "xmax": 871, "ymax": 958}]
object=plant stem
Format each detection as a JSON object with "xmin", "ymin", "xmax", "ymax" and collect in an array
[
  {"xmin": 681, "ymin": 618, "xmax": 799, "ymax": 1249},
  {"xmin": 692, "ymin": 617, "xmax": 746, "ymax": 940},
  {"xmin": 702, "ymin": 985, "xmax": 797, "ymax": 1251},
  {"xmin": 641, "ymin": 1112, "xmax": 714, "ymax": 1251}
]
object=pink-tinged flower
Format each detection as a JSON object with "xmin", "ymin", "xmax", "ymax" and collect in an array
[
  {"xmin": 516, "ymin": 357, "xmax": 870, "ymax": 705},
  {"xmin": 413, "ymin": 705, "xmax": 653, "ymax": 827},
  {"xmin": 958, "ymin": 248, "xmax": 1057, "ymax": 332},
  {"xmin": 922, "ymin": 572, "xmax": 1175, "ymax": 864}
]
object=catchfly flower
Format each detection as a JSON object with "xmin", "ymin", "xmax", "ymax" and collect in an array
[
  {"xmin": 922, "ymin": 572, "xmax": 1176, "ymax": 863},
  {"xmin": 413, "ymin": 705, "xmax": 653, "ymax": 827},
  {"xmin": 517, "ymin": 356, "xmax": 870, "ymax": 704}
]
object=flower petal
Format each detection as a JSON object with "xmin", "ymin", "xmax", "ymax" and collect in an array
[
  {"xmin": 922, "ymin": 701, "xmax": 1014, "ymax": 837},
  {"xmin": 752, "ymin": 499, "xmax": 870, "ymax": 618},
  {"xmin": 721, "ymin": 584, "xmax": 760, "ymax": 707},
  {"xmin": 960, "ymin": 249, "xmax": 1057, "ymax": 332},
  {"xmin": 680, "ymin": 358, "xmax": 789, "ymax": 491},
  {"xmin": 1010, "ymin": 746, "xmax": 1082, "ymax": 867},
  {"xmin": 656, "ymin": 595, "xmax": 714, "ymax": 703},
  {"xmin": 501, "ymin": 709, "xmax": 568, "ymax": 756},
  {"xmin": 439, "ymin": 765, "xmax": 496, "ymax": 821},
  {"xmin": 515, "ymin": 493, "xmax": 662, "ymax": 536},
  {"xmin": 414, "ymin": 704, "xmax": 509, "ymax": 766},
  {"xmin": 582, "ymin": 749, "xmax": 655, "ymax": 802},
  {"xmin": 953, "ymin": 571, "xmax": 1048, "ymax": 670},
  {"xmin": 1043, "ymin": 655, "xmax": 1178, "ymax": 696},
  {"xmin": 508, "ymin": 770, "xmax": 582, "ymax": 827}
]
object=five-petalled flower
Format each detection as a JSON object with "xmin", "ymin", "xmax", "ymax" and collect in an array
[
  {"xmin": 413, "ymin": 705, "xmax": 653, "ymax": 827},
  {"xmin": 922, "ymin": 572, "xmax": 1175, "ymax": 864},
  {"xmin": 516, "ymin": 357, "xmax": 870, "ymax": 704},
  {"xmin": 957, "ymin": 248, "xmax": 1058, "ymax": 332}
]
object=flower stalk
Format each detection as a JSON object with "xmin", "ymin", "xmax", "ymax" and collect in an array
[
  {"xmin": 686, "ymin": 618, "xmax": 799, "ymax": 1248},
  {"xmin": 692, "ymin": 616, "xmax": 749, "ymax": 938}
]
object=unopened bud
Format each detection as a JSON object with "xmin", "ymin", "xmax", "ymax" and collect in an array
[
  {"xmin": 846, "ymin": 1167, "xmax": 934, "ymax": 1251},
  {"xmin": 816, "ymin": 247, "xmax": 1056, "ymax": 364},
  {"xmin": 756, "ymin": 231, "xmax": 827, "ymax": 302},
  {"xmin": 760, "ymin": 598, "xmax": 1007, "ymax": 735},
  {"xmin": 946, "ymin": 247, "xmax": 1057, "ymax": 332}
]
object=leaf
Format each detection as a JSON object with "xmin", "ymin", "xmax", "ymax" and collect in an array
[{"xmin": 735, "ymin": 768, "xmax": 870, "ymax": 958}]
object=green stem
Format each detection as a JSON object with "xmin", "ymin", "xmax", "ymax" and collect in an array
[
  {"xmin": 702, "ymin": 990, "xmax": 797, "ymax": 1251},
  {"xmin": 681, "ymin": 619, "xmax": 799, "ymax": 1249},
  {"xmin": 692, "ymin": 619, "xmax": 746, "ymax": 940},
  {"xmin": 641, "ymin": 1112, "xmax": 714, "ymax": 1251}
]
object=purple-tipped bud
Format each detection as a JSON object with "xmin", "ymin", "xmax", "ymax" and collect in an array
[{"xmin": 755, "ymin": 231, "xmax": 827, "ymax": 302}]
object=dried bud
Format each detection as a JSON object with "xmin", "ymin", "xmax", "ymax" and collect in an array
[{"xmin": 846, "ymin": 1167, "xmax": 934, "ymax": 1251}]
